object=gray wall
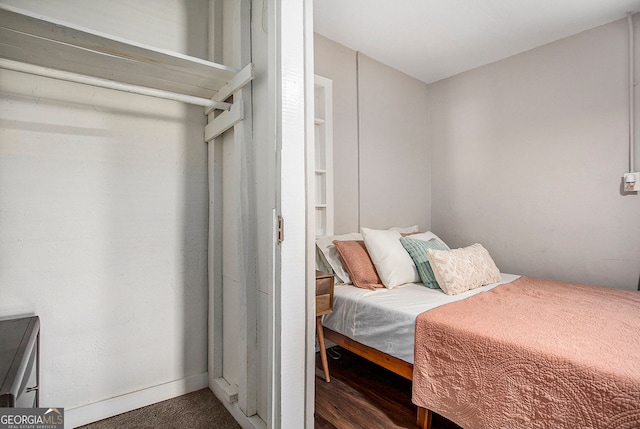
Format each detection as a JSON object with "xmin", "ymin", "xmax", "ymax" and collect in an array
[
  {"xmin": 358, "ymin": 55, "xmax": 431, "ymax": 230},
  {"xmin": 430, "ymin": 16, "xmax": 640, "ymax": 290},
  {"xmin": 315, "ymin": 15, "xmax": 640, "ymax": 290},
  {"xmin": 314, "ymin": 35, "xmax": 360, "ymax": 233},
  {"xmin": 314, "ymin": 35, "xmax": 431, "ymax": 234}
]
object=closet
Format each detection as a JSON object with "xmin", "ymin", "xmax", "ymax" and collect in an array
[{"xmin": 0, "ymin": 2, "xmax": 262, "ymax": 427}]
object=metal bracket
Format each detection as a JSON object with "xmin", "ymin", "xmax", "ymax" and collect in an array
[{"xmin": 277, "ymin": 216, "xmax": 284, "ymax": 243}]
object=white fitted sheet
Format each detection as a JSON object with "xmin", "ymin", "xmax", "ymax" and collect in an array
[{"xmin": 322, "ymin": 273, "xmax": 520, "ymax": 364}]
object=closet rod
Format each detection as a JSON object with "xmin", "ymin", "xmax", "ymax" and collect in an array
[{"xmin": 0, "ymin": 58, "xmax": 232, "ymax": 110}]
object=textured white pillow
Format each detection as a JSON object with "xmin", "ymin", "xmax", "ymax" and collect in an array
[
  {"xmin": 427, "ymin": 243, "xmax": 501, "ymax": 295},
  {"xmin": 361, "ymin": 228, "xmax": 420, "ymax": 289}
]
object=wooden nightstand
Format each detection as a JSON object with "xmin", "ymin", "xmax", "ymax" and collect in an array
[{"xmin": 316, "ymin": 271, "xmax": 334, "ymax": 382}]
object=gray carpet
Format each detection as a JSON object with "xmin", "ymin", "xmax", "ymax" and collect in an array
[{"xmin": 78, "ymin": 388, "xmax": 241, "ymax": 429}]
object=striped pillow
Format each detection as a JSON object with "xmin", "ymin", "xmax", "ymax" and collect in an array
[{"xmin": 400, "ymin": 237, "xmax": 449, "ymax": 289}]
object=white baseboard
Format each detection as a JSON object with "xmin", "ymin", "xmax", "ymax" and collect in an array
[
  {"xmin": 65, "ymin": 372, "xmax": 209, "ymax": 428},
  {"xmin": 209, "ymin": 377, "xmax": 267, "ymax": 429}
]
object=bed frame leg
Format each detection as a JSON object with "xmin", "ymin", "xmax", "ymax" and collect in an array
[
  {"xmin": 316, "ymin": 317, "xmax": 330, "ymax": 382},
  {"xmin": 417, "ymin": 407, "xmax": 432, "ymax": 429}
]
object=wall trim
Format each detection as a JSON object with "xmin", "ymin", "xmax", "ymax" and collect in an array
[
  {"xmin": 65, "ymin": 373, "xmax": 209, "ymax": 428},
  {"xmin": 210, "ymin": 380, "xmax": 267, "ymax": 429}
]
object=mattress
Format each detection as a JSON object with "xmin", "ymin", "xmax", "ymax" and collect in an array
[{"xmin": 322, "ymin": 273, "xmax": 520, "ymax": 363}]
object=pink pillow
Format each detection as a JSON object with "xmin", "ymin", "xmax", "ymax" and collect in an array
[{"xmin": 333, "ymin": 240, "xmax": 384, "ymax": 290}]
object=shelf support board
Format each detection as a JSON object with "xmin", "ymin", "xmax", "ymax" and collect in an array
[
  {"xmin": 206, "ymin": 63, "xmax": 255, "ymax": 115},
  {"xmin": 205, "ymin": 100, "xmax": 245, "ymax": 141}
]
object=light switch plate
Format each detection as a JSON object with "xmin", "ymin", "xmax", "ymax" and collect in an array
[{"xmin": 623, "ymin": 172, "xmax": 640, "ymax": 192}]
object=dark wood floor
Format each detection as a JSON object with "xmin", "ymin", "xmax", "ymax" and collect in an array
[{"xmin": 315, "ymin": 347, "xmax": 462, "ymax": 429}]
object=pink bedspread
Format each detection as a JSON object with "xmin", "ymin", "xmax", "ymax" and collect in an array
[{"xmin": 412, "ymin": 276, "xmax": 640, "ymax": 429}]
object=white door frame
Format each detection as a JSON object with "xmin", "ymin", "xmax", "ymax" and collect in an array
[{"xmin": 270, "ymin": 0, "xmax": 315, "ymax": 427}]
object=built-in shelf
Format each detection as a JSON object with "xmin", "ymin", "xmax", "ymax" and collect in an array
[
  {"xmin": 0, "ymin": 4, "xmax": 240, "ymax": 104},
  {"xmin": 314, "ymin": 75, "xmax": 333, "ymax": 237}
]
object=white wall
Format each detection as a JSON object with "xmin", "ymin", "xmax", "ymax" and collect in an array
[
  {"xmin": 0, "ymin": 0, "xmax": 210, "ymax": 414},
  {"xmin": 429, "ymin": 16, "xmax": 640, "ymax": 290},
  {"xmin": 313, "ymin": 36, "xmax": 430, "ymax": 233}
]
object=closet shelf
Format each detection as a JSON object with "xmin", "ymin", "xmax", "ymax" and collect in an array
[{"xmin": 0, "ymin": 4, "xmax": 244, "ymax": 108}]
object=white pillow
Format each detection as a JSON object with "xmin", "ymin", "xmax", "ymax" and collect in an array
[
  {"xmin": 427, "ymin": 243, "xmax": 501, "ymax": 295},
  {"xmin": 316, "ymin": 233, "xmax": 362, "ymax": 283},
  {"xmin": 316, "ymin": 226, "xmax": 420, "ymax": 284},
  {"xmin": 361, "ymin": 228, "xmax": 420, "ymax": 289},
  {"xmin": 406, "ymin": 231, "xmax": 450, "ymax": 249},
  {"xmin": 388, "ymin": 225, "xmax": 420, "ymax": 234}
]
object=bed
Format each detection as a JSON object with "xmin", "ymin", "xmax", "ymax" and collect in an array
[
  {"xmin": 317, "ymin": 228, "xmax": 640, "ymax": 429},
  {"xmin": 322, "ymin": 274, "xmax": 520, "ymax": 364},
  {"xmin": 412, "ymin": 275, "xmax": 640, "ymax": 429}
]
